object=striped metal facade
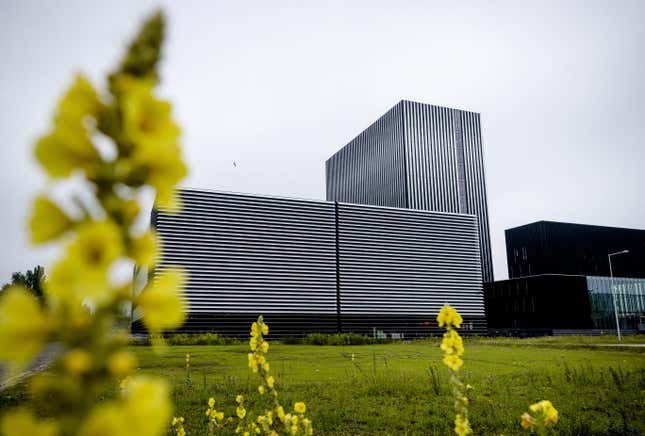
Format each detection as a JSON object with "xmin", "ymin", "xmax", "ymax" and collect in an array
[
  {"xmin": 140, "ymin": 188, "xmax": 485, "ymax": 336},
  {"xmin": 150, "ymin": 189, "xmax": 338, "ymax": 336},
  {"xmin": 337, "ymin": 203, "xmax": 485, "ymax": 334},
  {"xmin": 325, "ymin": 103, "xmax": 407, "ymax": 208},
  {"xmin": 326, "ymin": 100, "xmax": 494, "ymax": 283}
]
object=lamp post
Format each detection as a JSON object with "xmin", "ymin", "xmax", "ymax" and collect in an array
[{"xmin": 608, "ymin": 249, "xmax": 629, "ymax": 342}]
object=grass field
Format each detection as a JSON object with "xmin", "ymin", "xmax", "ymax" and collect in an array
[
  {"xmin": 1, "ymin": 336, "xmax": 643, "ymax": 435},
  {"xmin": 140, "ymin": 337, "xmax": 644, "ymax": 435}
]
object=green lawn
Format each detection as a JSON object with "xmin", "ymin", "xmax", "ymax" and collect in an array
[
  {"xmin": 127, "ymin": 338, "xmax": 645, "ymax": 435},
  {"xmin": 0, "ymin": 337, "xmax": 642, "ymax": 435}
]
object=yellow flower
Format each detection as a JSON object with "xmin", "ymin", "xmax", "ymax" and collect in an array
[
  {"xmin": 78, "ymin": 403, "xmax": 128, "ymax": 436},
  {"xmin": 528, "ymin": 400, "xmax": 558, "ymax": 426},
  {"xmin": 128, "ymin": 230, "xmax": 158, "ymax": 267},
  {"xmin": 35, "ymin": 128, "xmax": 101, "ymax": 178},
  {"xmin": 248, "ymin": 353, "xmax": 258, "ymax": 372},
  {"xmin": 294, "ymin": 402, "xmax": 306, "ymax": 414},
  {"xmin": 54, "ymin": 74, "xmax": 102, "ymax": 130},
  {"xmin": 249, "ymin": 337, "xmax": 258, "ymax": 351},
  {"xmin": 267, "ymin": 376, "xmax": 274, "ymax": 388},
  {"xmin": 237, "ymin": 406, "xmax": 246, "ymax": 419},
  {"xmin": 208, "ymin": 398, "xmax": 215, "ymax": 408},
  {"xmin": 35, "ymin": 75, "xmax": 103, "ymax": 178},
  {"xmin": 454, "ymin": 414, "xmax": 472, "ymax": 436},
  {"xmin": 258, "ymin": 385, "xmax": 266, "ymax": 395},
  {"xmin": 276, "ymin": 406, "xmax": 285, "ymax": 421},
  {"xmin": 121, "ymin": 78, "xmax": 180, "ymax": 150},
  {"xmin": 263, "ymin": 362, "xmax": 270, "ymax": 372},
  {"xmin": 49, "ymin": 220, "xmax": 123, "ymax": 305},
  {"xmin": 520, "ymin": 412, "xmax": 533, "ymax": 429},
  {"xmin": 0, "ymin": 408, "xmax": 58, "ymax": 436},
  {"xmin": 260, "ymin": 341, "xmax": 269, "ymax": 353},
  {"xmin": 107, "ymin": 351, "xmax": 137, "ymax": 377},
  {"xmin": 120, "ymin": 78, "xmax": 186, "ymax": 213},
  {"xmin": 29, "ymin": 195, "xmax": 74, "ymax": 244},
  {"xmin": 437, "ymin": 304, "xmax": 463, "ymax": 329},
  {"xmin": 138, "ymin": 268, "xmax": 186, "ymax": 332},
  {"xmin": 236, "ymin": 395, "xmax": 244, "ymax": 404},
  {"xmin": 545, "ymin": 411, "xmax": 558, "ymax": 425},
  {"xmin": 122, "ymin": 376, "xmax": 172, "ymax": 436},
  {"xmin": 441, "ymin": 329, "xmax": 464, "ymax": 356},
  {"xmin": 0, "ymin": 286, "xmax": 50, "ymax": 365},
  {"xmin": 443, "ymin": 354, "xmax": 463, "ymax": 371},
  {"xmin": 64, "ymin": 349, "xmax": 92, "ymax": 374},
  {"xmin": 261, "ymin": 323, "xmax": 268, "ymax": 335},
  {"xmin": 303, "ymin": 418, "xmax": 313, "ymax": 436}
]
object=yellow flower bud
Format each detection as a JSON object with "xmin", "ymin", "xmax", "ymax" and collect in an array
[
  {"xmin": 107, "ymin": 351, "xmax": 137, "ymax": 377},
  {"xmin": 65, "ymin": 349, "xmax": 92, "ymax": 374}
]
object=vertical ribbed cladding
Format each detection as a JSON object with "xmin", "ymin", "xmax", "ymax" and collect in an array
[
  {"xmin": 402, "ymin": 101, "xmax": 460, "ymax": 213},
  {"xmin": 148, "ymin": 189, "xmax": 338, "ymax": 336},
  {"xmin": 459, "ymin": 110, "xmax": 493, "ymax": 283},
  {"xmin": 402, "ymin": 102, "xmax": 493, "ymax": 283},
  {"xmin": 327, "ymin": 100, "xmax": 495, "ymax": 284},
  {"xmin": 325, "ymin": 102, "xmax": 407, "ymax": 208},
  {"xmin": 337, "ymin": 203, "xmax": 486, "ymax": 336}
]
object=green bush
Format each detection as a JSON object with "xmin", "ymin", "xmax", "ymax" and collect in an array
[
  {"xmin": 300, "ymin": 332, "xmax": 390, "ymax": 346},
  {"xmin": 129, "ymin": 333, "xmax": 242, "ymax": 346}
]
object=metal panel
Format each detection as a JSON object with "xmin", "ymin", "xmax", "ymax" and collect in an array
[
  {"xmin": 326, "ymin": 100, "xmax": 494, "ymax": 283},
  {"xmin": 152, "ymin": 189, "xmax": 338, "ymax": 335},
  {"xmin": 337, "ymin": 202, "xmax": 485, "ymax": 335},
  {"xmin": 505, "ymin": 221, "xmax": 645, "ymax": 279},
  {"xmin": 325, "ymin": 103, "xmax": 407, "ymax": 208},
  {"xmin": 140, "ymin": 189, "xmax": 486, "ymax": 336}
]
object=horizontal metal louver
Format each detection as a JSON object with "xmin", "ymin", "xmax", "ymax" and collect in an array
[
  {"xmin": 136, "ymin": 188, "xmax": 486, "ymax": 336},
  {"xmin": 337, "ymin": 203, "xmax": 485, "ymax": 334}
]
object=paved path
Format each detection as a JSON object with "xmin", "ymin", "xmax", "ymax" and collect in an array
[
  {"xmin": 583, "ymin": 343, "xmax": 645, "ymax": 347},
  {"xmin": 0, "ymin": 347, "xmax": 55, "ymax": 391}
]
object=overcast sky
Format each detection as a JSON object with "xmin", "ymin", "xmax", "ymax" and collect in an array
[{"xmin": 1, "ymin": 0, "xmax": 644, "ymax": 282}]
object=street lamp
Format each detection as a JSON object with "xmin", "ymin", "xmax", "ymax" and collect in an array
[{"xmin": 608, "ymin": 249, "xmax": 629, "ymax": 342}]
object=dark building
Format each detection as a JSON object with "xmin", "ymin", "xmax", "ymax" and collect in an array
[
  {"xmin": 506, "ymin": 221, "xmax": 645, "ymax": 279},
  {"xmin": 325, "ymin": 100, "xmax": 494, "ymax": 282},
  {"xmin": 485, "ymin": 274, "xmax": 645, "ymax": 333},
  {"xmin": 138, "ymin": 188, "xmax": 486, "ymax": 336}
]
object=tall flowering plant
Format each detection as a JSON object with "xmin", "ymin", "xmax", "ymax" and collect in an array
[
  {"xmin": 437, "ymin": 305, "xmax": 559, "ymax": 435},
  {"xmin": 0, "ymin": 11, "xmax": 187, "ymax": 436},
  {"xmin": 437, "ymin": 304, "xmax": 472, "ymax": 436}
]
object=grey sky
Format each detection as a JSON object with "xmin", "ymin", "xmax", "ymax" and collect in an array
[{"xmin": 1, "ymin": 0, "xmax": 644, "ymax": 282}]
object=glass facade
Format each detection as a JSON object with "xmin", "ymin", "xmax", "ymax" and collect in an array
[{"xmin": 587, "ymin": 276, "xmax": 645, "ymax": 330}]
